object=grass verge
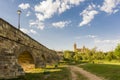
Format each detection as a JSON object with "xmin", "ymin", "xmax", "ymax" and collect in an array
[
  {"xmin": 26, "ymin": 67, "xmax": 71, "ymax": 80},
  {"xmin": 80, "ymin": 63, "xmax": 120, "ymax": 80},
  {"xmin": 3, "ymin": 67, "xmax": 71, "ymax": 80}
]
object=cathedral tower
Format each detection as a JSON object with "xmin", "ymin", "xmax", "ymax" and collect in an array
[{"xmin": 74, "ymin": 43, "xmax": 77, "ymax": 52}]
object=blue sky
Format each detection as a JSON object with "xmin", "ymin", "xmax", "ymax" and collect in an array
[{"xmin": 0, "ymin": 0, "xmax": 120, "ymax": 52}]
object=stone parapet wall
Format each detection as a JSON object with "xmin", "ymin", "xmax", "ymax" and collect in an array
[
  {"xmin": 0, "ymin": 18, "xmax": 59, "ymax": 63},
  {"xmin": 0, "ymin": 18, "xmax": 48, "ymax": 51}
]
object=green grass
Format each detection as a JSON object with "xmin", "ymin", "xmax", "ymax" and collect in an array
[
  {"xmin": 26, "ymin": 67, "xmax": 71, "ymax": 80},
  {"xmin": 80, "ymin": 63, "xmax": 120, "ymax": 80},
  {"xmin": 93, "ymin": 60, "xmax": 120, "ymax": 65},
  {"xmin": 74, "ymin": 71, "xmax": 88, "ymax": 80},
  {"xmin": 3, "ymin": 67, "xmax": 71, "ymax": 80}
]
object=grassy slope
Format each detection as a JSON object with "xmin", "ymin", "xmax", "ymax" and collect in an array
[{"xmin": 80, "ymin": 63, "xmax": 120, "ymax": 80}]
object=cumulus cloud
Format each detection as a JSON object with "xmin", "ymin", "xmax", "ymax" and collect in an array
[
  {"xmin": 58, "ymin": 1, "xmax": 70, "ymax": 14},
  {"xmin": 34, "ymin": 0, "xmax": 60, "ymax": 21},
  {"xmin": 52, "ymin": 21, "xmax": 71, "ymax": 28},
  {"xmin": 33, "ymin": 0, "xmax": 85, "ymax": 30},
  {"xmin": 79, "ymin": 4, "xmax": 98, "ymax": 27},
  {"xmin": 100, "ymin": 0, "xmax": 120, "ymax": 14},
  {"xmin": 18, "ymin": 3, "xmax": 30, "ymax": 10},
  {"xmin": 69, "ymin": 0, "xmax": 84, "ymax": 5},
  {"xmin": 58, "ymin": 0, "xmax": 84, "ymax": 14},
  {"xmin": 34, "ymin": 0, "xmax": 84, "ymax": 22},
  {"xmin": 35, "ymin": 13, "xmax": 45, "ymax": 21},
  {"xmin": 20, "ymin": 28, "xmax": 37, "ymax": 34},
  {"xmin": 29, "ymin": 20, "xmax": 45, "ymax": 30},
  {"xmin": 26, "ymin": 11, "xmax": 31, "ymax": 16}
]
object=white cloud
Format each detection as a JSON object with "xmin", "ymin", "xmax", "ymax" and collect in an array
[
  {"xmin": 33, "ymin": 0, "xmax": 85, "ymax": 30},
  {"xmin": 20, "ymin": 28, "xmax": 37, "ymax": 34},
  {"xmin": 87, "ymin": 35, "xmax": 96, "ymax": 38},
  {"xmin": 35, "ymin": 13, "xmax": 45, "ymax": 21},
  {"xmin": 18, "ymin": 3, "xmax": 30, "ymax": 10},
  {"xmin": 95, "ymin": 39, "xmax": 120, "ymax": 44},
  {"xmin": 59, "ymin": 0, "xmax": 84, "ymax": 14},
  {"xmin": 79, "ymin": 4, "xmax": 98, "ymax": 27},
  {"xmin": 113, "ymin": 9, "xmax": 119, "ymax": 14},
  {"xmin": 94, "ymin": 38, "xmax": 120, "ymax": 52},
  {"xmin": 74, "ymin": 35, "xmax": 120, "ymax": 51},
  {"xmin": 100, "ymin": 0, "xmax": 120, "ymax": 14},
  {"xmin": 58, "ymin": 1, "xmax": 70, "ymax": 14},
  {"xmin": 75, "ymin": 34, "xmax": 97, "ymax": 40},
  {"xmin": 20, "ymin": 28, "xmax": 30, "ymax": 34},
  {"xmin": 26, "ymin": 11, "xmax": 31, "ymax": 16},
  {"xmin": 29, "ymin": 20, "xmax": 45, "ymax": 30},
  {"xmin": 52, "ymin": 21, "xmax": 71, "ymax": 28},
  {"xmin": 34, "ymin": 0, "xmax": 60, "ymax": 21},
  {"xmin": 69, "ymin": 0, "xmax": 84, "ymax": 5},
  {"xmin": 30, "ymin": 29, "xmax": 37, "ymax": 34},
  {"xmin": 34, "ymin": 0, "xmax": 84, "ymax": 21}
]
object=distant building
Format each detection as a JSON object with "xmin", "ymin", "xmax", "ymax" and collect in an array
[{"xmin": 74, "ymin": 43, "xmax": 89, "ymax": 53}]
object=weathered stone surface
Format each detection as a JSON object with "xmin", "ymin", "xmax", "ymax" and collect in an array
[
  {"xmin": 0, "ymin": 18, "xmax": 59, "ymax": 79},
  {"xmin": 0, "ymin": 49, "xmax": 25, "ymax": 79}
]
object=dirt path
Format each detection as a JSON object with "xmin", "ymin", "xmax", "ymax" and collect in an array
[
  {"xmin": 70, "ymin": 67, "xmax": 77, "ymax": 80},
  {"xmin": 69, "ymin": 65, "xmax": 104, "ymax": 80}
]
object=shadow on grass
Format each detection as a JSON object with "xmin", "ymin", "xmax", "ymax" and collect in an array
[
  {"xmin": 1, "ymin": 67, "xmax": 71, "ymax": 80},
  {"xmin": 26, "ymin": 67, "xmax": 70, "ymax": 80}
]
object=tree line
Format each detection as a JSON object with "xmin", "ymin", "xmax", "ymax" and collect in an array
[{"xmin": 63, "ymin": 44, "xmax": 120, "ymax": 63}]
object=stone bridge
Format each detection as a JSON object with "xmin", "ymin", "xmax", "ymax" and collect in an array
[{"xmin": 0, "ymin": 18, "xmax": 59, "ymax": 79}]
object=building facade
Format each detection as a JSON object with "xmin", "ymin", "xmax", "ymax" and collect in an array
[{"xmin": 74, "ymin": 43, "xmax": 89, "ymax": 53}]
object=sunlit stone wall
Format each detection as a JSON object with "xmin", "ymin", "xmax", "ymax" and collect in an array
[{"xmin": 0, "ymin": 18, "xmax": 59, "ymax": 79}]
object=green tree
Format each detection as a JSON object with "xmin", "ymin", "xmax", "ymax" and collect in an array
[
  {"xmin": 73, "ymin": 52, "xmax": 82, "ymax": 62},
  {"xmin": 63, "ymin": 50, "xmax": 73, "ymax": 61},
  {"xmin": 106, "ymin": 51, "xmax": 115, "ymax": 61},
  {"xmin": 114, "ymin": 44, "xmax": 120, "ymax": 60}
]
